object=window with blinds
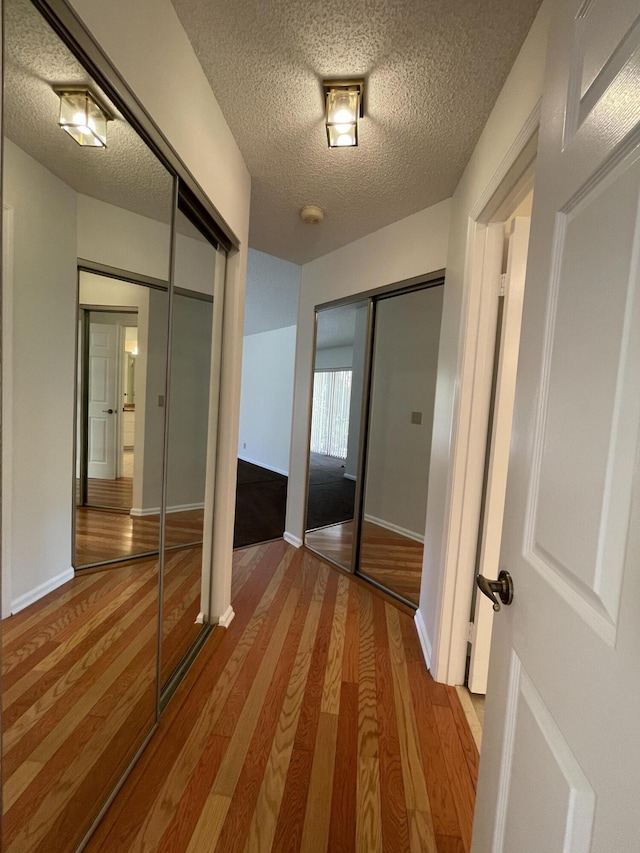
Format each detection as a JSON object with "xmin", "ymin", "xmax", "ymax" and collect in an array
[{"xmin": 310, "ymin": 369, "xmax": 352, "ymax": 459}]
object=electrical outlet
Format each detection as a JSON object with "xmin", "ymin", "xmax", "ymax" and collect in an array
[
  {"xmin": 411, "ymin": 411, "xmax": 422, "ymax": 425},
  {"xmin": 158, "ymin": 395, "xmax": 165, "ymax": 407},
  {"xmin": 243, "ymin": 442, "xmax": 246, "ymax": 449}
]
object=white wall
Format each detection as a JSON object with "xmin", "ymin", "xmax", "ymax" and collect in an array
[
  {"xmin": 69, "ymin": 0, "xmax": 251, "ymax": 622},
  {"xmin": 364, "ymin": 286, "xmax": 444, "ymax": 539},
  {"xmin": 77, "ymin": 195, "xmax": 171, "ymax": 280},
  {"xmin": 166, "ymin": 295, "xmax": 213, "ymax": 508},
  {"xmin": 285, "ymin": 199, "xmax": 451, "ymax": 545},
  {"xmin": 238, "ymin": 248, "xmax": 301, "ymax": 476},
  {"xmin": 238, "ymin": 325, "xmax": 297, "ymax": 475},
  {"xmin": 4, "ymin": 139, "xmax": 77, "ymax": 608},
  {"xmin": 420, "ymin": 0, "xmax": 553, "ymax": 679}
]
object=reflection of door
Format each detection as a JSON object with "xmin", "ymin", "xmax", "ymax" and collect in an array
[
  {"xmin": 473, "ymin": 3, "xmax": 640, "ymax": 849},
  {"xmin": 87, "ymin": 322, "xmax": 118, "ymax": 479}
]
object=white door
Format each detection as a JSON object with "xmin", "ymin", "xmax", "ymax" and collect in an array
[
  {"xmin": 87, "ymin": 321, "xmax": 118, "ymax": 479},
  {"xmin": 468, "ymin": 217, "xmax": 530, "ymax": 694},
  {"xmin": 472, "ymin": 3, "xmax": 640, "ymax": 851}
]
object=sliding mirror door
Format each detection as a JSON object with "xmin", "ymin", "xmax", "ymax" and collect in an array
[
  {"xmin": 160, "ymin": 207, "xmax": 225, "ymax": 687},
  {"xmin": 2, "ymin": 0, "xmax": 172, "ymax": 849},
  {"xmin": 304, "ymin": 300, "xmax": 369, "ymax": 570},
  {"xmin": 357, "ymin": 285, "xmax": 443, "ymax": 606}
]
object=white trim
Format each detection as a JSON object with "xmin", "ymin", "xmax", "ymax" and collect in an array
[
  {"xmin": 238, "ymin": 454, "xmax": 288, "ymax": 477},
  {"xmin": 12, "ymin": 568, "xmax": 75, "ymax": 615},
  {"xmin": 364, "ymin": 513, "xmax": 424, "ymax": 543},
  {"xmin": 2, "ymin": 205, "xmax": 14, "ymax": 620},
  {"xmin": 129, "ymin": 501, "xmax": 205, "ymax": 517},
  {"xmin": 431, "ymin": 101, "xmax": 541, "ymax": 686},
  {"xmin": 414, "ymin": 609, "xmax": 433, "ymax": 669},
  {"xmin": 217, "ymin": 605, "xmax": 235, "ymax": 628},
  {"xmin": 343, "ymin": 472, "xmax": 357, "ymax": 481},
  {"xmin": 194, "ymin": 611, "xmax": 205, "ymax": 624},
  {"xmin": 284, "ymin": 531, "xmax": 303, "ymax": 548}
]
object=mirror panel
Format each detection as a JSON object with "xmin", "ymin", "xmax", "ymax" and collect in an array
[
  {"xmin": 161, "ymin": 208, "xmax": 221, "ymax": 685},
  {"xmin": 358, "ymin": 286, "xmax": 444, "ymax": 606},
  {"xmin": 304, "ymin": 300, "xmax": 368, "ymax": 570},
  {"xmin": 2, "ymin": 0, "xmax": 173, "ymax": 849},
  {"xmin": 74, "ymin": 278, "xmax": 170, "ymax": 568}
]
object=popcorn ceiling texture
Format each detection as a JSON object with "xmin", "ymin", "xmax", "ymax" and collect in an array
[
  {"xmin": 171, "ymin": 0, "xmax": 543, "ymax": 264},
  {"xmin": 4, "ymin": 0, "xmax": 174, "ymax": 227}
]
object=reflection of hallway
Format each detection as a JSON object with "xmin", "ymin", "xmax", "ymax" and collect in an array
[
  {"xmin": 79, "ymin": 451, "xmax": 136, "ymax": 511},
  {"xmin": 2, "ymin": 545, "xmax": 202, "ymax": 853},
  {"xmin": 305, "ymin": 520, "xmax": 423, "ymax": 606},
  {"xmin": 305, "ymin": 452, "xmax": 355, "ymax": 530}
]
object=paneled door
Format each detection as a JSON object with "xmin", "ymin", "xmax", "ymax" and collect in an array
[
  {"xmin": 87, "ymin": 321, "xmax": 118, "ymax": 479},
  {"xmin": 473, "ymin": 2, "xmax": 640, "ymax": 851}
]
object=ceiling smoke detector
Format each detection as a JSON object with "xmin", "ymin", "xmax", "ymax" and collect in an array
[{"xmin": 300, "ymin": 204, "xmax": 324, "ymax": 224}]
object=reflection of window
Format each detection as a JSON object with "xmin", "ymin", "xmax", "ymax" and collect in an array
[{"xmin": 310, "ymin": 369, "xmax": 352, "ymax": 459}]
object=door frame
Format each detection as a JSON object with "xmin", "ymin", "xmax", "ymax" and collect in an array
[{"xmin": 428, "ymin": 104, "xmax": 540, "ymax": 684}]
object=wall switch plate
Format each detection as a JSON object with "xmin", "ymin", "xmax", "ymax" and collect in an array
[
  {"xmin": 411, "ymin": 411, "xmax": 422, "ymax": 424},
  {"xmin": 158, "ymin": 395, "xmax": 165, "ymax": 407}
]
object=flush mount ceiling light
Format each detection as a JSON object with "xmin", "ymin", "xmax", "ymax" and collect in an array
[
  {"xmin": 53, "ymin": 86, "xmax": 113, "ymax": 148},
  {"xmin": 323, "ymin": 79, "xmax": 364, "ymax": 148}
]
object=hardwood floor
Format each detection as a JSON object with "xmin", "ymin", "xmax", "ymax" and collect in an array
[
  {"xmin": 75, "ymin": 507, "xmax": 205, "ymax": 567},
  {"xmin": 2, "ymin": 547, "xmax": 205, "ymax": 853},
  {"xmin": 305, "ymin": 520, "xmax": 424, "ymax": 606},
  {"xmin": 86, "ymin": 475, "xmax": 133, "ymax": 510},
  {"xmin": 86, "ymin": 541, "xmax": 478, "ymax": 852}
]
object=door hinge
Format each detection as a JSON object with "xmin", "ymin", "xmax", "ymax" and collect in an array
[
  {"xmin": 498, "ymin": 273, "xmax": 507, "ymax": 297},
  {"xmin": 466, "ymin": 622, "xmax": 475, "ymax": 643}
]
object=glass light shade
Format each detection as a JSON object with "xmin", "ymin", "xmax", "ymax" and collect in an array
[
  {"xmin": 325, "ymin": 87, "xmax": 360, "ymax": 148},
  {"xmin": 58, "ymin": 89, "xmax": 108, "ymax": 147}
]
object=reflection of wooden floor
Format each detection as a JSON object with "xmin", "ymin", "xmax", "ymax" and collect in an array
[
  {"xmin": 2, "ymin": 546, "xmax": 204, "ymax": 853},
  {"xmin": 75, "ymin": 508, "xmax": 204, "ymax": 567},
  {"xmin": 306, "ymin": 521, "xmax": 423, "ymax": 606},
  {"xmin": 86, "ymin": 476, "xmax": 133, "ymax": 510},
  {"xmin": 87, "ymin": 540, "xmax": 478, "ymax": 853}
]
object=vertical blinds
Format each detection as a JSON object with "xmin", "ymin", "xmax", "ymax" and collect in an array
[{"xmin": 310, "ymin": 369, "xmax": 352, "ymax": 459}]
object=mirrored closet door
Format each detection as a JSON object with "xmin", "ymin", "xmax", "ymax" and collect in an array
[
  {"xmin": 1, "ymin": 1, "xmax": 229, "ymax": 851},
  {"xmin": 303, "ymin": 280, "xmax": 444, "ymax": 608}
]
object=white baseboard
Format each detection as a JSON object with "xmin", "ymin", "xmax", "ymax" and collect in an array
[
  {"xmin": 195, "ymin": 611, "xmax": 205, "ymax": 624},
  {"xmin": 130, "ymin": 501, "xmax": 205, "ymax": 517},
  {"xmin": 12, "ymin": 567, "xmax": 75, "ymax": 615},
  {"xmin": 414, "ymin": 609, "xmax": 432, "ymax": 670},
  {"xmin": 343, "ymin": 472, "xmax": 357, "ymax": 481},
  {"xmin": 217, "ymin": 605, "xmax": 235, "ymax": 628},
  {"xmin": 238, "ymin": 454, "xmax": 288, "ymax": 478},
  {"xmin": 283, "ymin": 531, "xmax": 303, "ymax": 548},
  {"xmin": 363, "ymin": 513, "xmax": 425, "ymax": 544}
]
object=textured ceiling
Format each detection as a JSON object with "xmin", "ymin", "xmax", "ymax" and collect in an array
[
  {"xmin": 5, "ymin": 0, "xmax": 174, "ymax": 225},
  {"xmin": 316, "ymin": 304, "xmax": 359, "ymax": 351},
  {"xmin": 171, "ymin": 0, "xmax": 543, "ymax": 264}
]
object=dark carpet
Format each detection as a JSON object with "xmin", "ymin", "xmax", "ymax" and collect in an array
[
  {"xmin": 234, "ymin": 459, "xmax": 288, "ymax": 548},
  {"xmin": 305, "ymin": 452, "xmax": 356, "ymax": 530}
]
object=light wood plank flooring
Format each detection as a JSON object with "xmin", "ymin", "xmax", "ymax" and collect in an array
[
  {"xmin": 75, "ymin": 507, "xmax": 205, "ymax": 567},
  {"xmin": 2, "ymin": 547, "xmax": 204, "ymax": 853},
  {"xmin": 86, "ymin": 540, "xmax": 478, "ymax": 852},
  {"xmin": 305, "ymin": 520, "xmax": 424, "ymax": 606}
]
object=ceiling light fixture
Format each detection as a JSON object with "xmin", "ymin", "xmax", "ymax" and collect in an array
[
  {"xmin": 322, "ymin": 79, "xmax": 364, "ymax": 148},
  {"xmin": 53, "ymin": 86, "xmax": 112, "ymax": 148}
]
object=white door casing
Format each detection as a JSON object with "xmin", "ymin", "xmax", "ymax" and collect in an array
[
  {"xmin": 473, "ymin": 2, "xmax": 640, "ymax": 851},
  {"xmin": 87, "ymin": 322, "xmax": 118, "ymax": 480},
  {"xmin": 468, "ymin": 217, "xmax": 530, "ymax": 695}
]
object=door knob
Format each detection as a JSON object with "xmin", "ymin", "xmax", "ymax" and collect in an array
[
  {"xmin": 476, "ymin": 570, "xmax": 514, "ymax": 612},
  {"xmin": 102, "ymin": 409, "xmax": 114, "ymax": 414}
]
